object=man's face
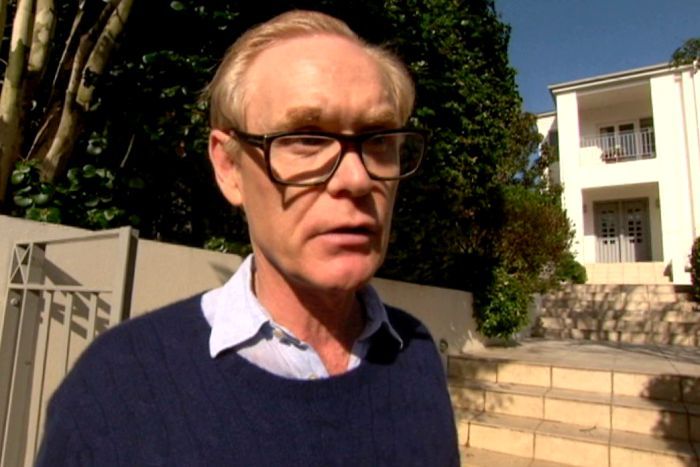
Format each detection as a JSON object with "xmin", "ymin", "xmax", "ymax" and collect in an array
[{"xmin": 212, "ymin": 34, "xmax": 400, "ymax": 294}]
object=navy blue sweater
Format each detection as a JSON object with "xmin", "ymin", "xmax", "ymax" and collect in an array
[{"xmin": 36, "ymin": 295, "xmax": 459, "ymax": 466}]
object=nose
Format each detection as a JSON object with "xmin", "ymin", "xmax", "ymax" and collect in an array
[{"xmin": 325, "ymin": 146, "xmax": 373, "ymax": 197}]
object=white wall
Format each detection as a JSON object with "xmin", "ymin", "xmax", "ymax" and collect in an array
[
  {"xmin": 555, "ymin": 92, "xmax": 585, "ymax": 261},
  {"xmin": 579, "ymin": 99, "xmax": 653, "ymax": 138},
  {"xmin": 576, "ymin": 153, "xmax": 661, "ymax": 186},
  {"xmin": 651, "ymin": 73, "xmax": 695, "ymax": 283},
  {"xmin": 0, "ymin": 215, "xmax": 480, "ymax": 355}
]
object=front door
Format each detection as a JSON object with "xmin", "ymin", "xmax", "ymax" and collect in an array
[{"xmin": 594, "ymin": 199, "xmax": 651, "ymax": 262}]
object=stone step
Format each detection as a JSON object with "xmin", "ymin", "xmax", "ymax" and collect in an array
[
  {"xmin": 449, "ymin": 379, "xmax": 700, "ymax": 441},
  {"xmin": 459, "ymin": 446, "xmax": 570, "ymax": 466},
  {"xmin": 539, "ymin": 308, "xmax": 699, "ymax": 321},
  {"xmin": 538, "ymin": 328, "xmax": 698, "ymax": 347},
  {"xmin": 556, "ymin": 284, "xmax": 691, "ymax": 295},
  {"xmin": 538, "ymin": 317, "xmax": 700, "ymax": 333},
  {"xmin": 540, "ymin": 299, "xmax": 697, "ymax": 312},
  {"xmin": 583, "ymin": 262, "xmax": 671, "ymax": 286},
  {"xmin": 448, "ymin": 354, "xmax": 700, "ymax": 403},
  {"xmin": 544, "ymin": 291, "xmax": 692, "ymax": 301},
  {"xmin": 457, "ymin": 410, "xmax": 699, "ymax": 467}
]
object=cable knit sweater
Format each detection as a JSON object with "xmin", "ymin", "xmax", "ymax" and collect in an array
[{"xmin": 36, "ymin": 295, "xmax": 459, "ymax": 466}]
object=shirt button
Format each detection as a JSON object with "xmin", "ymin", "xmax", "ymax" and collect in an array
[{"xmin": 308, "ymin": 373, "xmax": 318, "ymax": 380}]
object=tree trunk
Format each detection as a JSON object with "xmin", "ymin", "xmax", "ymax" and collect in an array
[
  {"xmin": 42, "ymin": 0, "xmax": 132, "ymax": 181},
  {"xmin": 0, "ymin": 0, "xmax": 9, "ymax": 56},
  {"xmin": 40, "ymin": 25, "xmax": 94, "ymax": 181},
  {"xmin": 0, "ymin": 0, "xmax": 35, "ymax": 205},
  {"xmin": 27, "ymin": 0, "xmax": 86, "ymax": 162},
  {"xmin": 27, "ymin": 0, "xmax": 55, "ymax": 77},
  {"xmin": 77, "ymin": 0, "xmax": 134, "ymax": 109}
]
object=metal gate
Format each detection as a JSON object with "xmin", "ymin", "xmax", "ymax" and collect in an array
[
  {"xmin": 0, "ymin": 227, "xmax": 137, "ymax": 467},
  {"xmin": 594, "ymin": 199, "xmax": 651, "ymax": 262}
]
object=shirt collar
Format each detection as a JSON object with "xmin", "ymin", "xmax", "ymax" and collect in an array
[{"xmin": 201, "ymin": 254, "xmax": 403, "ymax": 358}]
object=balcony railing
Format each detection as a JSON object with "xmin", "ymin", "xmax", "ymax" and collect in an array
[{"xmin": 580, "ymin": 128, "xmax": 656, "ymax": 163}]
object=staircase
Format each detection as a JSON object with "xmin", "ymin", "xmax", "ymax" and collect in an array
[
  {"xmin": 533, "ymin": 284, "xmax": 699, "ymax": 347},
  {"xmin": 448, "ymin": 341, "xmax": 700, "ymax": 466}
]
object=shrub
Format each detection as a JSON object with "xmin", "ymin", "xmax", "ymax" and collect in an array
[
  {"xmin": 10, "ymin": 159, "xmax": 143, "ymax": 229},
  {"xmin": 474, "ymin": 267, "xmax": 530, "ymax": 341},
  {"xmin": 691, "ymin": 236, "xmax": 700, "ymax": 301},
  {"xmin": 496, "ymin": 185, "xmax": 573, "ymax": 285},
  {"xmin": 554, "ymin": 252, "xmax": 587, "ymax": 285}
]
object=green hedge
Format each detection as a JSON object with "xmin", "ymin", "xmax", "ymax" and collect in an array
[{"xmin": 474, "ymin": 267, "xmax": 530, "ymax": 341}]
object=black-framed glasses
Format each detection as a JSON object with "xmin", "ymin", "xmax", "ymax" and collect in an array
[{"xmin": 227, "ymin": 128, "xmax": 428, "ymax": 186}]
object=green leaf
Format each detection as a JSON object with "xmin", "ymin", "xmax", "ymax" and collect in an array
[
  {"xmin": 10, "ymin": 172, "xmax": 26, "ymax": 184},
  {"xmin": 103, "ymin": 208, "xmax": 120, "ymax": 221},
  {"xmin": 128, "ymin": 177, "xmax": 145, "ymax": 189},
  {"xmin": 82, "ymin": 165, "xmax": 97, "ymax": 178},
  {"xmin": 84, "ymin": 197, "xmax": 100, "ymax": 208},
  {"xmin": 25, "ymin": 207, "xmax": 42, "ymax": 220},
  {"xmin": 13, "ymin": 195, "xmax": 33, "ymax": 207},
  {"xmin": 40, "ymin": 184, "xmax": 55, "ymax": 195},
  {"xmin": 170, "ymin": 1, "xmax": 185, "ymax": 11},
  {"xmin": 44, "ymin": 207, "xmax": 61, "ymax": 223},
  {"xmin": 142, "ymin": 52, "xmax": 158, "ymax": 64},
  {"xmin": 67, "ymin": 168, "xmax": 80, "ymax": 182},
  {"xmin": 87, "ymin": 142, "xmax": 103, "ymax": 155},
  {"xmin": 32, "ymin": 193, "xmax": 50, "ymax": 205}
]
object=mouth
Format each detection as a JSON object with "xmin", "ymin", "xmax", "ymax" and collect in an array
[
  {"xmin": 328, "ymin": 225, "xmax": 377, "ymax": 235},
  {"xmin": 319, "ymin": 224, "xmax": 379, "ymax": 247}
]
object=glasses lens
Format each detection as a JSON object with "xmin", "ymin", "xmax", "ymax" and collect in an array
[
  {"xmin": 362, "ymin": 132, "xmax": 425, "ymax": 179},
  {"xmin": 269, "ymin": 135, "xmax": 340, "ymax": 184},
  {"xmin": 267, "ymin": 131, "xmax": 425, "ymax": 185}
]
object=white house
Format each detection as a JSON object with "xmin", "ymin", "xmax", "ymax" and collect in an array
[{"xmin": 537, "ymin": 62, "xmax": 699, "ymax": 285}]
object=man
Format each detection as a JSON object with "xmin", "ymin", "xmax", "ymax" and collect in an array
[{"xmin": 37, "ymin": 10, "xmax": 459, "ymax": 466}]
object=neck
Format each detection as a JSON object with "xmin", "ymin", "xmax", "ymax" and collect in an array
[{"xmin": 253, "ymin": 258, "xmax": 366, "ymax": 375}]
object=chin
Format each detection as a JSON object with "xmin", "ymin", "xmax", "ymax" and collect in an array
[{"xmin": 309, "ymin": 254, "xmax": 382, "ymax": 292}]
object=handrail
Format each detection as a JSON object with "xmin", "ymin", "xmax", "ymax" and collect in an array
[{"xmin": 581, "ymin": 128, "xmax": 656, "ymax": 162}]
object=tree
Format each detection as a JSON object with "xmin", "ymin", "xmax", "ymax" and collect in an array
[
  {"xmin": 4, "ymin": 0, "xmax": 573, "ymax": 338},
  {"xmin": 0, "ymin": 0, "xmax": 134, "ymax": 206},
  {"xmin": 671, "ymin": 37, "xmax": 700, "ymax": 67}
]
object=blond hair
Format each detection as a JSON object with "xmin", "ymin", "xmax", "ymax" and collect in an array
[{"xmin": 204, "ymin": 10, "xmax": 415, "ymax": 131}]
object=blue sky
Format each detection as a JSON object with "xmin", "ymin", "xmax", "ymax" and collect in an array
[{"xmin": 495, "ymin": 0, "xmax": 700, "ymax": 114}]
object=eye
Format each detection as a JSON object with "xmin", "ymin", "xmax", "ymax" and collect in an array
[
  {"xmin": 280, "ymin": 136, "xmax": 324, "ymax": 147},
  {"xmin": 364, "ymin": 134, "xmax": 397, "ymax": 155},
  {"xmin": 273, "ymin": 135, "xmax": 335, "ymax": 157}
]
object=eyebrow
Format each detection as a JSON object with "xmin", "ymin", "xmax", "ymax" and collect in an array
[
  {"xmin": 277, "ymin": 106, "xmax": 400, "ymax": 132},
  {"xmin": 281, "ymin": 107, "xmax": 324, "ymax": 130}
]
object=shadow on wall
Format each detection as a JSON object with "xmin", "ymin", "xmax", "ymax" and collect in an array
[
  {"xmin": 42, "ymin": 259, "xmax": 113, "ymax": 336},
  {"xmin": 532, "ymin": 284, "xmax": 698, "ymax": 346},
  {"xmin": 646, "ymin": 374, "xmax": 700, "ymax": 461},
  {"xmin": 445, "ymin": 348, "xmax": 700, "ymax": 466}
]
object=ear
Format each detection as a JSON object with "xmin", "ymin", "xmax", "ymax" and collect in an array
[{"xmin": 209, "ymin": 129, "xmax": 244, "ymax": 207}]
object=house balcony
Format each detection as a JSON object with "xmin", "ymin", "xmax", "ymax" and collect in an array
[
  {"xmin": 574, "ymin": 128, "xmax": 660, "ymax": 190},
  {"xmin": 580, "ymin": 128, "xmax": 656, "ymax": 163}
]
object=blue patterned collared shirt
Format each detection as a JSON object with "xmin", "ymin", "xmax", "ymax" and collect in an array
[{"xmin": 201, "ymin": 255, "xmax": 403, "ymax": 380}]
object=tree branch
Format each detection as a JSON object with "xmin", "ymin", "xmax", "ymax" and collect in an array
[{"xmin": 77, "ymin": 0, "xmax": 134, "ymax": 110}]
